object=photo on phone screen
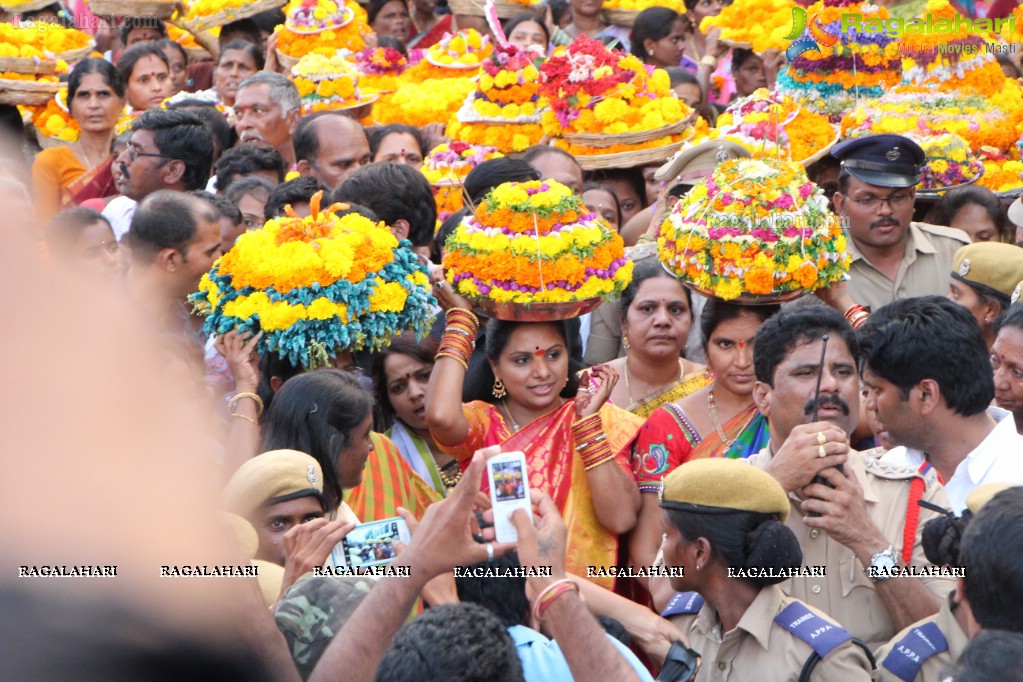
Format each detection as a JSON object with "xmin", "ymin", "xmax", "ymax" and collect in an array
[
  {"xmin": 335, "ymin": 517, "xmax": 409, "ymax": 569},
  {"xmin": 493, "ymin": 460, "xmax": 526, "ymax": 503}
]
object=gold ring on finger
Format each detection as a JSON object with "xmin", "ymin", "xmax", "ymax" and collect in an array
[
  {"xmin": 818, "ymin": 444, "xmax": 827, "ymax": 458},
  {"xmin": 816, "ymin": 432, "xmax": 827, "ymax": 446}
]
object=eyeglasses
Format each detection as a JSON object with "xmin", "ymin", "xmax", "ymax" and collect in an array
[
  {"xmin": 844, "ymin": 193, "xmax": 914, "ymax": 211},
  {"xmin": 124, "ymin": 145, "xmax": 174, "ymax": 164}
]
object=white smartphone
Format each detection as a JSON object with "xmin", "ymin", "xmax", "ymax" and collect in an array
[
  {"xmin": 330, "ymin": 516, "xmax": 411, "ymax": 569},
  {"xmin": 487, "ymin": 451, "xmax": 532, "ymax": 544}
]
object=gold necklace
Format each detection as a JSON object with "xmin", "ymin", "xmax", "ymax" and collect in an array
[
  {"xmin": 438, "ymin": 460, "xmax": 462, "ymax": 489},
  {"xmin": 708, "ymin": 388, "xmax": 756, "ymax": 446},
  {"xmin": 624, "ymin": 358, "xmax": 685, "ymax": 406},
  {"xmin": 501, "ymin": 399, "xmax": 521, "ymax": 433}
]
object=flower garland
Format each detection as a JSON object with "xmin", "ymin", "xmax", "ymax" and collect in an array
[
  {"xmin": 916, "ymin": 133, "xmax": 985, "ymax": 191},
  {"xmin": 699, "ymin": 0, "xmax": 796, "ymax": 53},
  {"xmin": 658, "ymin": 157, "xmax": 849, "ymax": 301},
  {"xmin": 443, "ymin": 179, "xmax": 633, "ymax": 304},
  {"xmin": 191, "ymin": 191, "xmax": 435, "ymax": 368},
  {"xmin": 291, "ymin": 54, "xmax": 364, "ymax": 114},
  {"xmin": 276, "ymin": 0, "xmax": 369, "ymax": 60},
  {"xmin": 375, "ymin": 77, "xmax": 476, "ymax": 127}
]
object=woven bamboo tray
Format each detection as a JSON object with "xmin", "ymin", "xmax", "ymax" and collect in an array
[
  {"xmin": 449, "ymin": 0, "xmax": 528, "ymax": 18},
  {"xmin": 572, "ymin": 138, "xmax": 688, "ymax": 170},
  {"xmin": 56, "ymin": 41, "xmax": 97, "ymax": 64},
  {"xmin": 38, "ymin": 132, "xmax": 71, "ymax": 149},
  {"xmin": 0, "ymin": 56, "xmax": 57, "ymax": 75},
  {"xmin": 603, "ymin": 8, "xmax": 637, "ymax": 27},
  {"xmin": 90, "ymin": 0, "xmax": 177, "ymax": 17},
  {"xmin": 183, "ymin": 0, "xmax": 286, "ymax": 32},
  {"xmin": 0, "ymin": 0, "xmax": 55, "ymax": 12},
  {"xmin": 276, "ymin": 47, "xmax": 299, "ymax": 71},
  {"xmin": 563, "ymin": 117, "xmax": 692, "ymax": 148},
  {"xmin": 0, "ymin": 78, "xmax": 61, "ymax": 106}
]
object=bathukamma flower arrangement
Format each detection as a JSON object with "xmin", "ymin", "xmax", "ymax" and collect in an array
[
  {"xmin": 192, "ymin": 191, "xmax": 435, "ymax": 368},
  {"xmin": 442, "ymin": 179, "xmax": 633, "ymax": 308},
  {"xmin": 658, "ymin": 158, "xmax": 849, "ymax": 302}
]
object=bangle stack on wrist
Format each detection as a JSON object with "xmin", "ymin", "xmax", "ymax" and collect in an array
[
  {"xmin": 700, "ymin": 55, "xmax": 717, "ymax": 68},
  {"xmin": 435, "ymin": 307, "xmax": 479, "ymax": 370},
  {"xmin": 572, "ymin": 414, "xmax": 615, "ymax": 470},
  {"xmin": 531, "ymin": 578, "xmax": 579, "ymax": 623},
  {"xmin": 228, "ymin": 391, "xmax": 263, "ymax": 426},
  {"xmin": 843, "ymin": 304, "xmax": 869, "ymax": 329}
]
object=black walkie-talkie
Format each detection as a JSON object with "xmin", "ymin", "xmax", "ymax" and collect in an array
[{"xmin": 810, "ymin": 335, "xmax": 844, "ymax": 495}]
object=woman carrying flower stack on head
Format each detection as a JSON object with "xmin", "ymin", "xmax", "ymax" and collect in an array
[
  {"xmin": 426, "ymin": 178, "xmax": 643, "ymax": 588},
  {"xmin": 600, "ymin": 260, "xmax": 709, "ymax": 418},
  {"xmin": 32, "ymin": 59, "xmax": 125, "ymax": 223},
  {"xmin": 681, "ymin": 0, "xmax": 733, "ymax": 106},
  {"xmin": 628, "ymin": 297, "xmax": 778, "ymax": 571}
]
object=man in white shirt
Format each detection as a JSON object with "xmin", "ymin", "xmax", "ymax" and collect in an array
[{"xmin": 859, "ymin": 295, "xmax": 1023, "ymax": 513}]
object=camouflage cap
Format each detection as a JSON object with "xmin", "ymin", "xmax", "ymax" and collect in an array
[{"xmin": 274, "ymin": 574, "xmax": 375, "ymax": 680}]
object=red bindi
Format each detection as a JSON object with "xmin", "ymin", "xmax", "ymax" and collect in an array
[{"xmin": 534, "ymin": 347, "xmax": 545, "ymax": 357}]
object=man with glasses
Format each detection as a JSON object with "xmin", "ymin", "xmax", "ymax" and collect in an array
[
  {"xmin": 102, "ymin": 109, "xmax": 215, "ymax": 240},
  {"xmin": 831, "ymin": 134, "xmax": 970, "ymax": 311}
]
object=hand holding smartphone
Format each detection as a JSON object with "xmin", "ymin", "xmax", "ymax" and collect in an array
[
  {"xmin": 487, "ymin": 451, "xmax": 533, "ymax": 544},
  {"xmin": 330, "ymin": 516, "xmax": 411, "ymax": 569}
]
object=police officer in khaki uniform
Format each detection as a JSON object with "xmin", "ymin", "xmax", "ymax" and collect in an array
[
  {"xmin": 947, "ymin": 241, "xmax": 1023, "ymax": 348},
  {"xmin": 747, "ymin": 306, "xmax": 956, "ymax": 650},
  {"xmin": 831, "ymin": 134, "xmax": 970, "ymax": 311},
  {"xmin": 658, "ymin": 458, "xmax": 875, "ymax": 681},
  {"xmin": 873, "ymin": 484, "xmax": 1013, "ymax": 682}
]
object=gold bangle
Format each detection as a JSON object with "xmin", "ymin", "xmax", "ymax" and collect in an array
[
  {"xmin": 435, "ymin": 351, "xmax": 469, "ymax": 371},
  {"xmin": 230, "ymin": 412, "xmax": 259, "ymax": 426},
  {"xmin": 228, "ymin": 391, "xmax": 264, "ymax": 417},
  {"xmin": 700, "ymin": 55, "xmax": 717, "ymax": 68}
]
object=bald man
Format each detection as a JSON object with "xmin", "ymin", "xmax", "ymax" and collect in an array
[{"xmin": 294, "ymin": 113, "xmax": 372, "ymax": 192}]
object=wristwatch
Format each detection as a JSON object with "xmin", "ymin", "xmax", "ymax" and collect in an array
[{"xmin": 866, "ymin": 545, "xmax": 897, "ymax": 581}]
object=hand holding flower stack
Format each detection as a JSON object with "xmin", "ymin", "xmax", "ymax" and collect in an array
[
  {"xmin": 658, "ymin": 157, "xmax": 849, "ymax": 302},
  {"xmin": 191, "ymin": 191, "xmax": 435, "ymax": 369}
]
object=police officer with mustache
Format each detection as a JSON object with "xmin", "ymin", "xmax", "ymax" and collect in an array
[{"xmin": 831, "ymin": 134, "xmax": 970, "ymax": 311}]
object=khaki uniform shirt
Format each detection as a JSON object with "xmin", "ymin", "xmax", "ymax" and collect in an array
[
  {"xmin": 874, "ymin": 593, "xmax": 969, "ymax": 682},
  {"xmin": 845, "ymin": 222, "xmax": 970, "ymax": 311},
  {"xmin": 746, "ymin": 448, "xmax": 957, "ymax": 650},
  {"xmin": 666, "ymin": 585, "xmax": 874, "ymax": 681}
]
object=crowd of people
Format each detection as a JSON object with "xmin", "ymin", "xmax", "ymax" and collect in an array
[{"xmin": 4, "ymin": 0, "xmax": 1023, "ymax": 679}]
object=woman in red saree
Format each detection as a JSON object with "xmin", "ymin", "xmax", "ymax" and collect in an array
[
  {"xmin": 426, "ymin": 305, "xmax": 645, "ymax": 589},
  {"xmin": 31, "ymin": 58, "xmax": 124, "ymax": 223},
  {"xmin": 629, "ymin": 299, "xmax": 780, "ymax": 572}
]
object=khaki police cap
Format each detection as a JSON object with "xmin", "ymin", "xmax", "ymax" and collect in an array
[
  {"xmin": 952, "ymin": 242, "xmax": 1023, "ymax": 300},
  {"xmin": 660, "ymin": 458, "xmax": 790, "ymax": 521},
  {"xmin": 223, "ymin": 449, "xmax": 324, "ymax": 518}
]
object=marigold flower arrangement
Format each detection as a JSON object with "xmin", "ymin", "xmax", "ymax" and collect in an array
[
  {"xmin": 976, "ymin": 147, "xmax": 1023, "ymax": 193},
  {"xmin": 899, "ymin": 0, "xmax": 1006, "ymax": 97},
  {"xmin": 699, "ymin": 0, "xmax": 796, "ymax": 53},
  {"xmin": 538, "ymin": 36, "xmax": 690, "ymax": 138},
  {"xmin": 425, "ymin": 29, "xmax": 492, "ymax": 67},
  {"xmin": 166, "ymin": 23, "xmax": 217, "ymax": 53},
  {"xmin": 915, "ymin": 133, "xmax": 984, "ymax": 191},
  {"xmin": 699, "ymin": 88, "xmax": 836, "ymax": 163},
  {"xmin": 840, "ymin": 80, "xmax": 1023, "ymax": 153},
  {"xmin": 33, "ymin": 87, "xmax": 78, "ymax": 143},
  {"xmin": 445, "ymin": 119, "xmax": 545, "ymax": 153},
  {"xmin": 192, "ymin": 191, "xmax": 435, "ymax": 368},
  {"xmin": 375, "ymin": 77, "xmax": 476, "ymax": 127},
  {"xmin": 276, "ymin": 0, "xmax": 369, "ymax": 61},
  {"xmin": 460, "ymin": 43, "xmax": 543, "ymax": 122},
  {"xmin": 443, "ymin": 179, "xmax": 633, "ymax": 304},
  {"xmin": 658, "ymin": 157, "xmax": 849, "ymax": 301},
  {"xmin": 421, "ymin": 141, "xmax": 503, "ymax": 222},
  {"xmin": 291, "ymin": 54, "xmax": 364, "ymax": 113},
  {"xmin": 776, "ymin": 0, "xmax": 902, "ymax": 121},
  {"xmin": 1001, "ymin": 3, "xmax": 1023, "ymax": 42},
  {"xmin": 354, "ymin": 46, "xmax": 408, "ymax": 94},
  {"xmin": 0, "ymin": 23, "xmax": 92, "ymax": 59}
]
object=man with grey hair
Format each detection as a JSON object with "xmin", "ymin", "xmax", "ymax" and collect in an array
[{"xmin": 233, "ymin": 72, "xmax": 301, "ymax": 167}]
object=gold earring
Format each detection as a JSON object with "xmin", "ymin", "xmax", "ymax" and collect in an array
[
  {"xmin": 623, "ymin": 335, "xmax": 631, "ymax": 351},
  {"xmin": 492, "ymin": 378, "xmax": 507, "ymax": 399}
]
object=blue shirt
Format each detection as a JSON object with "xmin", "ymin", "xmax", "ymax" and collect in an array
[{"xmin": 508, "ymin": 624, "xmax": 654, "ymax": 682}]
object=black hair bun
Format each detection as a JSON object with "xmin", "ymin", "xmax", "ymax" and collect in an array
[
  {"xmin": 742, "ymin": 519, "xmax": 803, "ymax": 586},
  {"xmin": 922, "ymin": 510, "xmax": 972, "ymax": 566}
]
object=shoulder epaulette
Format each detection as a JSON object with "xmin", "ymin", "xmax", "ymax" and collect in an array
[
  {"xmin": 774, "ymin": 601, "xmax": 852, "ymax": 658},
  {"xmin": 881, "ymin": 621, "xmax": 949, "ymax": 682},
  {"xmin": 864, "ymin": 456, "xmax": 925, "ymax": 482},
  {"xmin": 661, "ymin": 591, "xmax": 704, "ymax": 618}
]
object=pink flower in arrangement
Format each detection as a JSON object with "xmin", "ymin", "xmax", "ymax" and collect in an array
[
  {"xmin": 773, "ymin": 194, "xmax": 794, "ymax": 209},
  {"xmin": 798, "ymin": 182, "xmax": 813, "ymax": 200},
  {"xmin": 720, "ymin": 193, "xmax": 733, "ymax": 206}
]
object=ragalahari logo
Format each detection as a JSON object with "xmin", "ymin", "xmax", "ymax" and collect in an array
[{"xmin": 784, "ymin": 7, "xmax": 840, "ymax": 62}]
